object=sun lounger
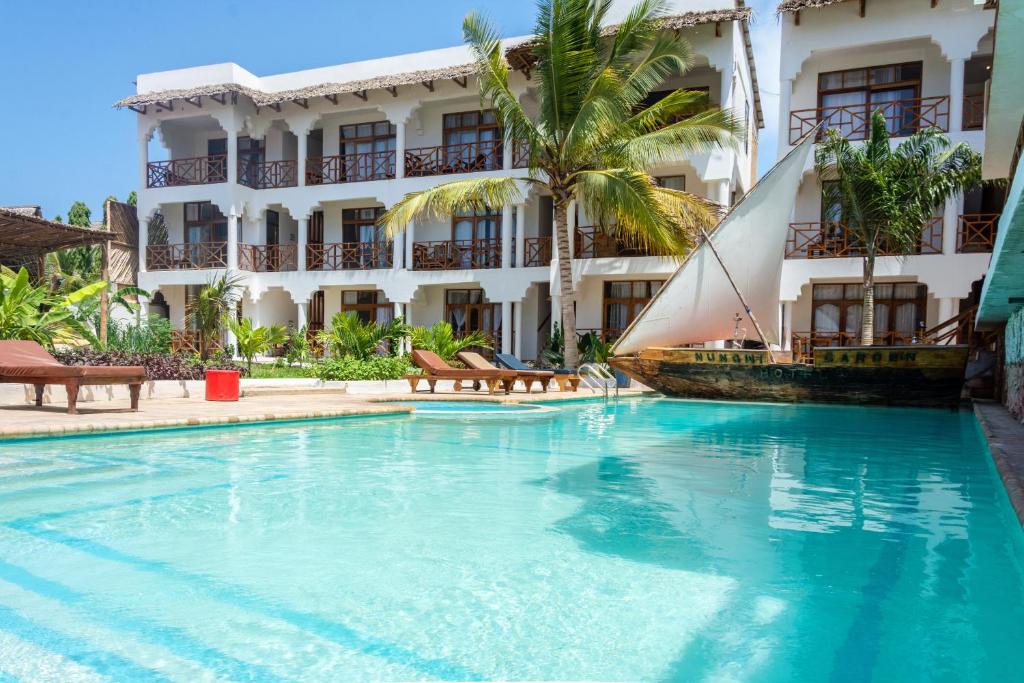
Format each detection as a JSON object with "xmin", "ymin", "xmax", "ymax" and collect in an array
[
  {"xmin": 457, "ymin": 351, "xmax": 554, "ymax": 393},
  {"xmin": 0, "ymin": 340, "xmax": 146, "ymax": 414},
  {"xmin": 494, "ymin": 353, "xmax": 580, "ymax": 392},
  {"xmin": 405, "ymin": 349, "xmax": 516, "ymax": 395}
]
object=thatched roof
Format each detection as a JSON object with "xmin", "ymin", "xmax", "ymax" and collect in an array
[
  {"xmin": 0, "ymin": 205, "xmax": 43, "ymax": 218},
  {"xmin": 777, "ymin": 0, "xmax": 850, "ymax": 12},
  {"xmin": 115, "ymin": 7, "xmax": 756, "ymax": 112},
  {"xmin": 0, "ymin": 209, "xmax": 110, "ymax": 271}
]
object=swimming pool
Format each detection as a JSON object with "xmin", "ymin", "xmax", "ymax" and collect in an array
[{"xmin": 0, "ymin": 398, "xmax": 1021, "ymax": 681}]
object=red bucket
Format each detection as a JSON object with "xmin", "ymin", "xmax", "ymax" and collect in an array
[{"xmin": 205, "ymin": 369, "xmax": 240, "ymax": 401}]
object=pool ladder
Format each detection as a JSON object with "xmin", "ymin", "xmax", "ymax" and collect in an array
[{"xmin": 578, "ymin": 363, "xmax": 619, "ymax": 400}]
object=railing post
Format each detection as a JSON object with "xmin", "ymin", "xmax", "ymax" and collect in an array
[{"xmin": 949, "ymin": 58, "xmax": 965, "ymax": 132}]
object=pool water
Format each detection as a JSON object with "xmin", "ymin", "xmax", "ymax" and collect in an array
[
  {"xmin": 391, "ymin": 400, "xmax": 546, "ymax": 413},
  {"xmin": 0, "ymin": 398, "xmax": 1021, "ymax": 681}
]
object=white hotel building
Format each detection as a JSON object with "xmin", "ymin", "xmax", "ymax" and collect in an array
[
  {"xmin": 119, "ymin": 2, "xmax": 761, "ymax": 359},
  {"xmin": 776, "ymin": 0, "xmax": 999, "ymax": 360}
]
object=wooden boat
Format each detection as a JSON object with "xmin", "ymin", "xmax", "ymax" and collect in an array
[
  {"xmin": 608, "ymin": 132, "xmax": 969, "ymax": 408},
  {"xmin": 609, "ymin": 346, "xmax": 969, "ymax": 407}
]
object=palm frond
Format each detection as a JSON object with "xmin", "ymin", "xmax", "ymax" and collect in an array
[{"xmin": 379, "ymin": 177, "xmax": 522, "ymax": 234}]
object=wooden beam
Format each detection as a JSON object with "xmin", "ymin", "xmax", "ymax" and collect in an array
[
  {"xmin": 715, "ymin": 21, "xmax": 721, "ymax": 37},
  {"xmin": 230, "ymin": 92, "xmax": 238, "ymax": 105},
  {"xmin": 293, "ymin": 98, "xmax": 309, "ymax": 109},
  {"xmin": 154, "ymin": 101, "xmax": 173, "ymax": 112},
  {"xmin": 184, "ymin": 96, "xmax": 202, "ymax": 108},
  {"xmin": 386, "ymin": 86, "xmax": 398, "ymax": 97},
  {"xmin": 859, "ymin": 0, "xmax": 865, "ymax": 17},
  {"xmin": 211, "ymin": 93, "xmax": 226, "ymax": 105},
  {"xmin": 931, "ymin": 0, "xmax": 937, "ymax": 6},
  {"xmin": 325, "ymin": 93, "xmax": 338, "ymax": 105},
  {"xmin": 268, "ymin": 102, "xmax": 281, "ymax": 112},
  {"xmin": 128, "ymin": 105, "xmax": 147, "ymax": 115},
  {"xmin": 422, "ymin": 80, "xmax": 434, "ymax": 92},
  {"xmin": 353, "ymin": 90, "xmax": 368, "ymax": 101},
  {"xmin": 795, "ymin": 9, "xmax": 800, "ymax": 25},
  {"xmin": 453, "ymin": 76, "xmax": 468, "ymax": 89}
]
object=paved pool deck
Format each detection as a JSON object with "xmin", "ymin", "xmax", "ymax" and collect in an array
[
  {"xmin": 0, "ymin": 388, "xmax": 648, "ymax": 441},
  {"xmin": 975, "ymin": 400, "xmax": 1024, "ymax": 527}
]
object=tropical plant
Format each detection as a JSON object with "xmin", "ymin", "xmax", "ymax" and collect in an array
[
  {"xmin": 0, "ymin": 267, "xmax": 106, "ymax": 347},
  {"xmin": 311, "ymin": 355, "xmax": 414, "ymax": 381},
  {"xmin": 541, "ymin": 323, "xmax": 612, "ymax": 366},
  {"xmin": 228, "ymin": 317, "xmax": 289, "ymax": 373},
  {"xmin": 67, "ymin": 201, "xmax": 92, "ymax": 228},
  {"xmin": 410, "ymin": 321, "xmax": 491, "ymax": 362},
  {"xmin": 47, "ymin": 246, "xmax": 102, "ymax": 292},
  {"xmin": 317, "ymin": 312, "xmax": 410, "ymax": 360},
  {"xmin": 127, "ymin": 191, "xmax": 138, "ymax": 207},
  {"xmin": 815, "ymin": 111, "xmax": 982, "ymax": 345},
  {"xmin": 185, "ymin": 272, "xmax": 244, "ymax": 360},
  {"xmin": 285, "ymin": 325, "xmax": 312, "ymax": 366},
  {"xmin": 380, "ymin": 0, "xmax": 738, "ymax": 367},
  {"xmin": 105, "ymin": 314, "xmax": 173, "ymax": 354}
]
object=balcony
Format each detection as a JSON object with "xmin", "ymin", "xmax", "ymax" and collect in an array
[
  {"xmin": 788, "ymin": 96, "xmax": 950, "ymax": 145},
  {"xmin": 405, "ymin": 140, "xmax": 502, "ymax": 177},
  {"xmin": 574, "ymin": 227, "xmax": 665, "ymax": 259},
  {"xmin": 146, "ymin": 242, "xmax": 227, "ymax": 270},
  {"xmin": 523, "ymin": 236, "xmax": 552, "ymax": 267},
  {"xmin": 238, "ymin": 244, "xmax": 298, "ymax": 272},
  {"xmin": 962, "ymin": 94, "xmax": 985, "ymax": 131},
  {"xmin": 785, "ymin": 219, "xmax": 943, "ymax": 259},
  {"xmin": 306, "ymin": 151, "xmax": 395, "ymax": 185},
  {"xmin": 146, "ymin": 155, "xmax": 227, "ymax": 188},
  {"xmin": 956, "ymin": 213, "xmax": 1000, "ymax": 253},
  {"xmin": 238, "ymin": 160, "xmax": 297, "ymax": 189},
  {"xmin": 412, "ymin": 238, "xmax": 501, "ymax": 270},
  {"xmin": 306, "ymin": 242, "xmax": 393, "ymax": 270}
]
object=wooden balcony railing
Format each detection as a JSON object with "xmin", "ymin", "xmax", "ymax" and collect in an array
[
  {"xmin": 956, "ymin": 213, "xmax": 1000, "ymax": 253},
  {"xmin": 512, "ymin": 139, "xmax": 530, "ymax": 169},
  {"xmin": 146, "ymin": 155, "xmax": 227, "ymax": 188},
  {"xmin": 146, "ymin": 242, "xmax": 227, "ymax": 270},
  {"xmin": 306, "ymin": 242, "xmax": 393, "ymax": 270},
  {"xmin": 238, "ymin": 244, "xmax": 298, "ymax": 272},
  {"xmin": 785, "ymin": 219, "xmax": 943, "ymax": 259},
  {"xmin": 238, "ymin": 160, "xmax": 297, "ymax": 189},
  {"xmin": 962, "ymin": 94, "xmax": 985, "ymax": 131},
  {"xmin": 791, "ymin": 330, "xmax": 918, "ymax": 364},
  {"xmin": 171, "ymin": 330, "xmax": 223, "ymax": 356},
  {"xmin": 789, "ymin": 96, "xmax": 950, "ymax": 144},
  {"xmin": 404, "ymin": 140, "xmax": 502, "ymax": 177},
  {"xmin": 306, "ymin": 151, "xmax": 395, "ymax": 185},
  {"xmin": 523, "ymin": 236, "xmax": 552, "ymax": 266},
  {"xmin": 574, "ymin": 226, "xmax": 664, "ymax": 259},
  {"xmin": 412, "ymin": 238, "xmax": 501, "ymax": 270}
]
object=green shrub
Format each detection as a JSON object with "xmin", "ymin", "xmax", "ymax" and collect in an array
[
  {"xmin": 106, "ymin": 315, "xmax": 173, "ymax": 353},
  {"xmin": 312, "ymin": 355, "xmax": 414, "ymax": 381}
]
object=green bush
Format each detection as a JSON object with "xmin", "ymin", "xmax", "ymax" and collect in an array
[
  {"xmin": 106, "ymin": 315, "xmax": 173, "ymax": 353},
  {"xmin": 312, "ymin": 355, "xmax": 414, "ymax": 381}
]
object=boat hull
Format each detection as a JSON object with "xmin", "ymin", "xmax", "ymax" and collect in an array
[{"xmin": 608, "ymin": 346, "xmax": 969, "ymax": 408}]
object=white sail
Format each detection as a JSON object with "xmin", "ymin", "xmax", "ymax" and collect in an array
[{"xmin": 611, "ymin": 134, "xmax": 815, "ymax": 355}]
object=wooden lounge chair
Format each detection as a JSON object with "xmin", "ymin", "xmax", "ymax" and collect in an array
[
  {"xmin": 405, "ymin": 349, "xmax": 516, "ymax": 395},
  {"xmin": 494, "ymin": 353, "xmax": 580, "ymax": 392},
  {"xmin": 456, "ymin": 351, "xmax": 555, "ymax": 393},
  {"xmin": 0, "ymin": 340, "xmax": 146, "ymax": 415}
]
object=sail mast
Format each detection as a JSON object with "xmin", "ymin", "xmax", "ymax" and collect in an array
[{"xmin": 699, "ymin": 227, "xmax": 777, "ymax": 363}]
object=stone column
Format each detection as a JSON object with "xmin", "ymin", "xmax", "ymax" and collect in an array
[
  {"xmin": 501, "ymin": 300, "xmax": 513, "ymax": 354},
  {"xmin": 392, "ymin": 230, "xmax": 404, "ymax": 270},
  {"xmin": 778, "ymin": 78, "xmax": 793, "ymax": 154},
  {"xmin": 513, "ymin": 302, "xmax": 524, "ymax": 358},
  {"xmin": 514, "ymin": 203, "xmax": 526, "ymax": 268},
  {"xmin": 783, "ymin": 301, "xmax": 793, "ymax": 352},
  {"xmin": 718, "ymin": 180, "xmax": 731, "ymax": 209},
  {"xmin": 227, "ymin": 128, "xmax": 239, "ymax": 186},
  {"xmin": 405, "ymin": 220, "xmax": 416, "ymax": 270},
  {"xmin": 551, "ymin": 294, "xmax": 561, "ymax": 335},
  {"xmin": 139, "ymin": 131, "xmax": 150, "ymax": 192},
  {"xmin": 502, "ymin": 132, "xmax": 513, "ymax": 170},
  {"xmin": 297, "ymin": 129, "xmax": 308, "ymax": 187},
  {"xmin": 297, "ymin": 217, "xmax": 308, "ymax": 272},
  {"xmin": 566, "ymin": 201, "xmax": 577, "ymax": 261},
  {"xmin": 139, "ymin": 212, "xmax": 149, "ymax": 274},
  {"xmin": 949, "ymin": 57, "xmax": 965, "ymax": 133},
  {"xmin": 395, "ymin": 120, "xmax": 406, "ymax": 180},
  {"xmin": 227, "ymin": 212, "xmax": 239, "ymax": 270},
  {"xmin": 501, "ymin": 204, "xmax": 513, "ymax": 269},
  {"xmin": 297, "ymin": 299, "xmax": 308, "ymax": 329},
  {"xmin": 942, "ymin": 196, "xmax": 961, "ymax": 255}
]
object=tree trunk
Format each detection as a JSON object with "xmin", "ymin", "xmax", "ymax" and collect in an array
[
  {"xmin": 861, "ymin": 252, "xmax": 875, "ymax": 346},
  {"xmin": 553, "ymin": 200, "xmax": 579, "ymax": 369}
]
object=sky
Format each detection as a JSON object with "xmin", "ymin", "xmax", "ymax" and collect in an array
[{"xmin": 0, "ymin": 0, "xmax": 780, "ymax": 221}]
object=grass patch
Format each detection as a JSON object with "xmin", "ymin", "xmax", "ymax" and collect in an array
[{"xmin": 247, "ymin": 363, "xmax": 312, "ymax": 379}]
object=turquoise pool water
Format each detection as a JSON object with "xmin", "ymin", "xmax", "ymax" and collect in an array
[
  {"xmin": 0, "ymin": 398, "xmax": 1021, "ymax": 681},
  {"xmin": 392, "ymin": 400, "xmax": 545, "ymax": 413}
]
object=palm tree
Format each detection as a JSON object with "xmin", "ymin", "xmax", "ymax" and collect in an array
[
  {"xmin": 186, "ymin": 272, "xmax": 244, "ymax": 359},
  {"xmin": 228, "ymin": 317, "xmax": 288, "ymax": 373},
  {"xmin": 381, "ymin": 0, "xmax": 739, "ymax": 367},
  {"xmin": 318, "ymin": 312, "xmax": 410, "ymax": 360},
  {"xmin": 410, "ymin": 321, "xmax": 491, "ymax": 362},
  {"xmin": 815, "ymin": 111, "xmax": 982, "ymax": 345}
]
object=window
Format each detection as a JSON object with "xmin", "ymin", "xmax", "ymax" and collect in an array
[
  {"xmin": 340, "ymin": 121, "xmax": 396, "ymax": 180},
  {"xmin": 443, "ymin": 110, "xmax": 501, "ymax": 170},
  {"xmin": 818, "ymin": 62, "xmax": 922, "ymax": 136},
  {"xmin": 603, "ymin": 281, "xmax": 664, "ymax": 340},
  {"xmin": 341, "ymin": 290, "xmax": 393, "ymax": 324},
  {"xmin": 184, "ymin": 202, "xmax": 227, "ymax": 244},
  {"xmin": 639, "ymin": 87, "xmax": 710, "ymax": 122},
  {"xmin": 452, "ymin": 208, "xmax": 501, "ymax": 268},
  {"xmin": 342, "ymin": 207, "xmax": 389, "ymax": 269},
  {"xmin": 811, "ymin": 282, "xmax": 927, "ymax": 345},
  {"xmin": 445, "ymin": 289, "xmax": 500, "ymax": 351},
  {"xmin": 656, "ymin": 176, "xmax": 686, "ymax": 191}
]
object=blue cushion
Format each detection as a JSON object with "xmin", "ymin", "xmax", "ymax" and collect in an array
[{"xmin": 495, "ymin": 353, "xmax": 574, "ymax": 373}]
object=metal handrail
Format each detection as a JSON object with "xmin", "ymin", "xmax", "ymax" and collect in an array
[{"xmin": 578, "ymin": 362, "xmax": 619, "ymax": 399}]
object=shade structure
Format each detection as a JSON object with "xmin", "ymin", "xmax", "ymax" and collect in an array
[{"xmin": 0, "ymin": 208, "xmax": 109, "ymax": 274}]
